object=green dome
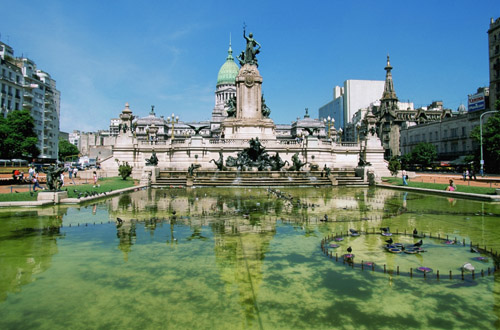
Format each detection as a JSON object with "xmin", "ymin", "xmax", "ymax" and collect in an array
[{"xmin": 217, "ymin": 44, "xmax": 239, "ymax": 86}]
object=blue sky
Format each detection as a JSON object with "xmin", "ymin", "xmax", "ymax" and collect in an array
[{"xmin": 0, "ymin": 0, "xmax": 498, "ymax": 132}]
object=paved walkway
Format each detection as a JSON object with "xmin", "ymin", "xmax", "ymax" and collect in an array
[
  {"xmin": 0, "ymin": 173, "xmax": 93, "ymax": 194},
  {"xmin": 404, "ymin": 173, "xmax": 500, "ymax": 189}
]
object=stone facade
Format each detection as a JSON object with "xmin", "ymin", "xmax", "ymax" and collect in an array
[{"xmin": 488, "ymin": 17, "xmax": 500, "ymax": 110}]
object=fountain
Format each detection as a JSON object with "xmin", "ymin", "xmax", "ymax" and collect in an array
[{"xmin": 0, "ymin": 186, "xmax": 499, "ymax": 329}]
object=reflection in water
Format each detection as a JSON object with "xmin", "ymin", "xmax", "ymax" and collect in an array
[
  {"xmin": 0, "ymin": 211, "xmax": 63, "ymax": 301},
  {"xmin": 0, "ymin": 187, "xmax": 499, "ymax": 329}
]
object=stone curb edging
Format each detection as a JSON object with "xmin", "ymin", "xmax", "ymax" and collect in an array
[
  {"xmin": 0, "ymin": 200, "xmax": 55, "ymax": 207},
  {"xmin": 377, "ymin": 183, "xmax": 500, "ymax": 202},
  {"xmin": 0, "ymin": 185, "xmax": 147, "ymax": 207}
]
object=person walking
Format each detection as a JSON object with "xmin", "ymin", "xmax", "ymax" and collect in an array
[
  {"xmin": 462, "ymin": 170, "xmax": 467, "ymax": 181},
  {"xmin": 402, "ymin": 169, "xmax": 408, "ymax": 186},
  {"xmin": 32, "ymin": 172, "xmax": 42, "ymax": 191},
  {"xmin": 28, "ymin": 166, "xmax": 35, "ymax": 181},
  {"xmin": 93, "ymin": 171, "xmax": 98, "ymax": 187}
]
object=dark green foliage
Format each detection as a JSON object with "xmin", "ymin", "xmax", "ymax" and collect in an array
[
  {"xmin": 410, "ymin": 142, "xmax": 437, "ymax": 167},
  {"xmin": 58, "ymin": 139, "xmax": 79, "ymax": 161},
  {"xmin": 470, "ymin": 110, "xmax": 500, "ymax": 174},
  {"xmin": 388, "ymin": 156, "xmax": 401, "ymax": 176},
  {"xmin": 0, "ymin": 110, "xmax": 39, "ymax": 159},
  {"xmin": 400, "ymin": 153, "xmax": 412, "ymax": 170},
  {"xmin": 118, "ymin": 162, "xmax": 133, "ymax": 180}
]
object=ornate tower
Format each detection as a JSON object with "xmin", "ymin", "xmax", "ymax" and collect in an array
[{"xmin": 376, "ymin": 55, "xmax": 401, "ymax": 159}]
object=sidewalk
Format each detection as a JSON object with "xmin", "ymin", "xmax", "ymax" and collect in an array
[
  {"xmin": 406, "ymin": 173, "xmax": 500, "ymax": 189},
  {"xmin": 0, "ymin": 173, "xmax": 93, "ymax": 194}
]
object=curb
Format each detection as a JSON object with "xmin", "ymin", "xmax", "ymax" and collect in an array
[
  {"xmin": 0, "ymin": 185, "xmax": 147, "ymax": 207},
  {"xmin": 377, "ymin": 184, "xmax": 500, "ymax": 202}
]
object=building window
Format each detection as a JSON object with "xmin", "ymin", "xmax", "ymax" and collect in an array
[{"xmin": 462, "ymin": 127, "xmax": 466, "ymax": 136}]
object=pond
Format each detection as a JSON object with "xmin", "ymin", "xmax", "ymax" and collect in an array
[{"xmin": 0, "ymin": 187, "xmax": 499, "ymax": 329}]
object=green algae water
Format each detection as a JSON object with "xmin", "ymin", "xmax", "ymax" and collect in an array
[{"xmin": 0, "ymin": 187, "xmax": 499, "ymax": 329}]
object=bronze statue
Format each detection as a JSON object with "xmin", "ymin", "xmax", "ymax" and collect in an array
[
  {"xmin": 210, "ymin": 151, "xmax": 227, "ymax": 171},
  {"xmin": 225, "ymin": 96, "xmax": 237, "ymax": 118},
  {"xmin": 146, "ymin": 151, "xmax": 159, "ymax": 166},
  {"xmin": 289, "ymin": 153, "xmax": 308, "ymax": 172},
  {"xmin": 269, "ymin": 153, "xmax": 289, "ymax": 171},
  {"xmin": 187, "ymin": 163, "xmax": 201, "ymax": 176},
  {"xmin": 261, "ymin": 94, "xmax": 271, "ymax": 118},
  {"xmin": 225, "ymin": 138, "xmax": 271, "ymax": 171},
  {"xmin": 44, "ymin": 164, "xmax": 66, "ymax": 190},
  {"xmin": 243, "ymin": 27, "xmax": 261, "ymax": 66},
  {"xmin": 322, "ymin": 164, "xmax": 332, "ymax": 177},
  {"xmin": 187, "ymin": 124, "xmax": 209, "ymax": 136}
]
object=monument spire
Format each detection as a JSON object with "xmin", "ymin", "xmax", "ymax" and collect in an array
[
  {"xmin": 227, "ymin": 35, "xmax": 234, "ymax": 61},
  {"xmin": 382, "ymin": 55, "xmax": 397, "ymax": 101}
]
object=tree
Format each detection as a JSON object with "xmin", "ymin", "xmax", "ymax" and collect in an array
[
  {"xmin": 410, "ymin": 142, "xmax": 437, "ymax": 167},
  {"xmin": 59, "ymin": 139, "xmax": 79, "ymax": 161},
  {"xmin": 0, "ymin": 110, "xmax": 39, "ymax": 159},
  {"xmin": 400, "ymin": 153, "xmax": 412, "ymax": 170},
  {"xmin": 388, "ymin": 156, "xmax": 401, "ymax": 176},
  {"xmin": 471, "ymin": 109, "xmax": 500, "ymax": 174},
  {"xmin": 118, "ymin": 162, "xmax": 133, "ymax": 180}
]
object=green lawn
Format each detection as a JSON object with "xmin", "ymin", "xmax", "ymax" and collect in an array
[
  {"xmin": 0, "ymin": 177, "xmax": 137, "ymax": 202},
  {"xmin": 382, "ymin": 177, "xmax": 496, "ymax": 195}
]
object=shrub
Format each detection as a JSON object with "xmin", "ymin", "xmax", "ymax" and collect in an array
[{"xmin": 118, "ymin": 162, "xmax": 133, "ymax": 180}]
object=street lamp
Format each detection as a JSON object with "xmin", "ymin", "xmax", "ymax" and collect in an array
[
  {"xmin": 323, "ymin": 116, "xmax": 334, "ymax": 139},
  {"xmin": 480, "ymin": 110, "xmax": 499, "ymax": 176},
  {"xmin": 167, "ymin": 113, "xmax": 179, "ymax": 140}
]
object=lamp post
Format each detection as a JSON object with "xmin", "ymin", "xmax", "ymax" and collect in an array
[
  {"xmin": 167, "ymin": 113, "xmax": 179, "ymax": 140},
  {"xmin": 480, "ymin": 110, "xmax": 499, "ymax": 176},
  {"xmin": 323, "ymin": 116, "xmax": 334, "ymax": 140}
]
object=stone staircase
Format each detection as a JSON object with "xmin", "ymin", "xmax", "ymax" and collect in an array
[
  {"xmin": 153, "ymin": 169, "xmax": 367, "ymax": 187},
  {"xmin": 155, "ymin": 171, "xmax": 187, "ymax": 187}
]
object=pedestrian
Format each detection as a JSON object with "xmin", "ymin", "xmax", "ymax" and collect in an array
[
  {"xmin": 402, "ymin": 169, "xmax": 408, "ymax": 186},
  {"xmin": 60, "ymin": 171, "xmax": 65, "ymax": 187},
  {"xmin": 69, "ymin": 167, "xmax": 73, "ymax": 180},
  {"xmin": 465, "ymin": 169, "xmax": 469, "ymax": 180},
  {"xmin": 469, "ymin": 169, "xmax": 473, "ymax": 181},
  {"xmin": 93, "ymin": 171, "xmax": 98, "ymax": 187},
  {"xmin": 73, "ymin": 166, "xmax": 78, "ymax": 178},
  {"xmin": 13, "ymin": 169, "xmax": 20, "ymax": 181},
  {"xmin": 462, "ymin": 170, "xmax": 466, "ymax": 181},
  {"xmin": 472, "ymin": 169, "xmax": 476, "ymax": 180},
  {"xmin": 446, "ymin": 179, "xmax": 456, "ymax": 191},
  {"xmin": 32, "ymin": 175, "xmax": 42, "ymax": 191},
  {"xmin": 28, "ymin": 166, "xmax": 35, "ymax": 181}
]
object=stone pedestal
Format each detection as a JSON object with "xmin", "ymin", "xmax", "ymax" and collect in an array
[
  {"xmin": 140, "ymin": 166, "xmax": 159, "ymax": 186},
  {"xmin": 306, "ymin": 136, "xmax": 319, "ymax": 148},
  {"xmin": 37, "ymin": 191, "xmax": 68, "ymax": 203},
  {"xmin": 221, "ymin": 63, "xmax": 276, "ymax": 140},
  {"xmin": 189, "ymin": 135, "xmax": 204, "ymax": 146},
  {"xmin": 222, "ymin": 118, "xmax": 276, "ymax": 139}
]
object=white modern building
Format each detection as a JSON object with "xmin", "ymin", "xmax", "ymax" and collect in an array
[
  {"xmin": 319, "ymin": 80, "xmax": 385, "ymax": 130},
  {"xmin": 0, "ymin": 42, "xmax": 24, "ymax": 117},
  {"xmin": 1, "ymin": 41, "xmax": 60, "ymax": 160}
]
